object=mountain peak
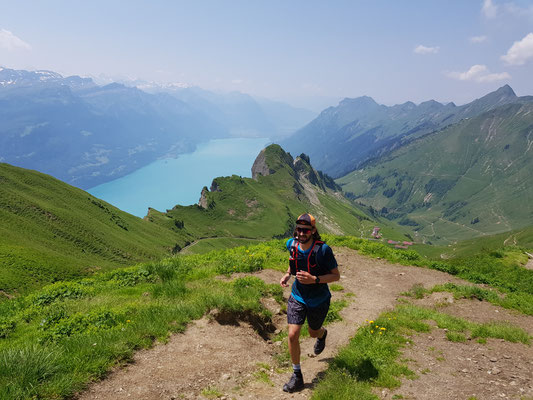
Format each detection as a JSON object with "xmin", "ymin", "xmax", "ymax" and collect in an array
[
  {"xmin": 495, "ymin": 84, "xmax": 516, "ymax": 97},
  {"xmin": 482, "ymin": 84, "xmax": 516, "ymax": 101},
  {"xmin": 339, "ymin": 96, "xmax": 379, "ymax": 108},
  {"xmin": 251, "ymin": 144, "xmax": 293, "ymax": 179},
  {"xmin": 465, "ymin": 84, "xmax": 517, "ymax": 111}
]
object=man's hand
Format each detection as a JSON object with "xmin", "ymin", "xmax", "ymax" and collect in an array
[
  {"xmin": 280, "ymin": 273, "xmax": 291, "ymax": 287},
  {"xmin": 295, "ymin": 270, "xmax": 316, "ymax": 285}
]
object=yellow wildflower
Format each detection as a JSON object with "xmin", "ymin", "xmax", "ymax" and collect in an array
[
  {"xmin": 380, "ymin": 327, "xmax": 386, "ymax": 330},
  {"xmin": 379, "ymin": 332, "xmax": 383, "ymax": 335},
  {"xmin": 370, "ymin": 330, "xmax": 374, "ymax": 333}
]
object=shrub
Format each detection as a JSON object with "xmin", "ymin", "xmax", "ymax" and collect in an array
[
  {"xmin": 27, "ymin": 281, "xmax": 92, "ymax": 308},
  {"xmin": 0, "ymin": 318, "xmax": 16, "ymax": 338}
]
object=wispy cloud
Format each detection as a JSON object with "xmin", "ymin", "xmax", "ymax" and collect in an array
[
  {"xmin": 413, "ymin": 45, "xmax": 439, "ymax": 54},
  {"xmin": 482, "ymin": 0, "xmax": 498, "ymax": 18},
  {"xmin": 501, "ymin": 32, "xmax": 533, "ymax": 65},
  {"xmin": 503, "ymin": 2, "xmax": 533, "ymax": 19},
  {"xmin": 446, "ymin": 64, "xmax": 510, "ymax": 82},
  {"xmin": 482, "ymin": 0, "xmax": 533, "ymax": 20},
  {"xmin": 0, "ymin": 29, "xmax": 31, "ymax": 51},
  {"xmin": 231, "ymin": 79, "xmax": 243, "ymax": 84},
  {"xmin": 470, "ymin": 35, "xmax": 488, "ymax": 44}
]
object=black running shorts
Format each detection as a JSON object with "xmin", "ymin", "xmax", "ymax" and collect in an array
[{"xmin": 287, "ymin": 295, "xmax": 330, "ymax": 331}]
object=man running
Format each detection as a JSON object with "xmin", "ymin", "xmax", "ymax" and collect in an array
[{"xmin": 279, "ymin": 213, "xmax": 340, "ymax": 393}]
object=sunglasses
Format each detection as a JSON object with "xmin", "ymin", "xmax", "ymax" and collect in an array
[{"xmin": 296, "ymin": 227, "xmax": 312, "ymax": 233}]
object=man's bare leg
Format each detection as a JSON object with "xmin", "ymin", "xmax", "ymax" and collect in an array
[{"xmin": 288, "ymin": 324, "xmax": 302, "ymax": 364}]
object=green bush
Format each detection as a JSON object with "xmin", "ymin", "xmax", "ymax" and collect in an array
[
  {"xmin": 101, "ymin": 265, "xmax": 156, "ymax": 287},
  {"xmin": 40, "ymin": 309, "xmax": 127, "ymax": 342},
  {"xmin": 0, "ymin": 318, "xmax": 16, "ymax": 338},
  {"xmin": 27, "ymin": 281, "xmax": 92, "ymax": 308}
]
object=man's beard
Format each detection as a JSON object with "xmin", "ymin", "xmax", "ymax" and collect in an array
[{"xmin": 297, "ymin": 235, "xmax": 312, "ymax": 244}]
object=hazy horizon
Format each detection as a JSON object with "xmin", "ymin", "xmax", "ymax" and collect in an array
[{"xmin": 2, "ymin": 0, "xmax": 533, "ymax": 110}]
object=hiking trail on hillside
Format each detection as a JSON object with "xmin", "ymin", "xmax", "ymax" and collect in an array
[{"xmin": 77, "ymin": 248, "xmax": 533, "ymax": 400}]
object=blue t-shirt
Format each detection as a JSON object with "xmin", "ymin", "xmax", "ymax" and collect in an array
[{"xmin": 286, "ymin": 238, "xmax": 338, "ymax": 307}]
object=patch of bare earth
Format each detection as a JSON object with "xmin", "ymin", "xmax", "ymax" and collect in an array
[
  {"xmin": 384, "ymin": 294, "xmax": 533, "ymax": 400},
  {"xmin": 525, "ymin": 253, "xmax": 533, "ymax": 271},
  {"xmin": 76, "ymin": 248, "xmax": 533, "ymax": 400}
]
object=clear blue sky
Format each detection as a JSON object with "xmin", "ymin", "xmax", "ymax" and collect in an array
[{"xmin": 1, "ymin": 0, "xmax": 532, "ymax": 110}]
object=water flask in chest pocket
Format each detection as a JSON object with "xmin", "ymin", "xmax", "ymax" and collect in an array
[{"xmin": 289, "ymin": 247, "xmax": 297, "ymax": 275}]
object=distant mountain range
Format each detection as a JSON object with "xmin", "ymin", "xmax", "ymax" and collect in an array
[
  {"xmin": 138, "ymin": 83, "xmax": 316, "ymax": 139},
  {"xmin": 280, "ymin": 85, "xmax": 533, "ymax": 178},
  {"xmin": 337, "ymin": 99, "xmax": 533, "ymax": 244},
  {"xmin": 0, "ymin": 67, "xmax": 315, "ymax": 189}
]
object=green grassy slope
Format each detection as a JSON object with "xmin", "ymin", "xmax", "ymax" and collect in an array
[
  {"xmin": 337, "ymin": 102, "xmax": 533, "ymax": 244},
  {"xmin": 148, "ymin": 144, "xmax": 409, "ymax": 243},
  {"xmin": 0, "ymin": 163, "xmax": 190, "ymax": 294},
  {"xmin": 1, "ymin": 237, "xmax": 531, "ymax": 399}
]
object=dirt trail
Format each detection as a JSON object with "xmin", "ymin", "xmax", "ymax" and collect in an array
[
  {"xmin": 525, "ymin": 253, "xmax": 533, "ymax": 270},
  {"xmin": 78, "ymin": 248, "xmax": 533, "ymax": 400}
]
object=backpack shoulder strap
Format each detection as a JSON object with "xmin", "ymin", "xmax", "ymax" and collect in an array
[
  {"xmin": 290, "ymin": 239, "xmax": 298, "ymax": 254},
  {"xmin": 308, "ymin": 240, "xmax": 324, "ymax": 269}
]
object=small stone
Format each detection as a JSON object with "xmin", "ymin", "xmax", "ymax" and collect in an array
[
  {"xmin": 461, "ymin": 369, "xmax": 468, "ymax": 373},
  {"xmin": 490, "ymin": 357, "xmax": 498, "ymax": 362},
  {"xmin": 510, "ymin": 381, "xmax": 517, "ymax": 386},
  {"xmin": 491, "ymin": 368, "xmax": 502, "ymax": 375},
  {"xmin": 222, "ymin": 373, "xmax": 231, "ymax": 380},
  {"xmin": 503, "ymin": 354, "xmax": 511, "ymax": 359},
  {"xmin": 375, "ymin": 283, "xmax": 382, "ymax": 287}
]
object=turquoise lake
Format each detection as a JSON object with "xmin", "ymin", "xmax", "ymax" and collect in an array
[{"xmin": 88, "ymin": 137, "xmax": 271, "ymax": 217}]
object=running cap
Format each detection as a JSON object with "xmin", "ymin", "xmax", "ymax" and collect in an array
[{"xmin": 296, "ymin": 213, "xmax": 316, "ymax": 228}]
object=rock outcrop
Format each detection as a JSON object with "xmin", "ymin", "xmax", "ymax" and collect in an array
[
  {"xmin": 251, "ymin": 148, "xmax": 272, "ymax": 180},
  {"xmin": 198, "ymin": 186, "xmax": 209, "ymax": 209}
]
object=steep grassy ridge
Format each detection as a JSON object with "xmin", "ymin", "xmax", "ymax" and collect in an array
[
  {"xmin": 148, "ymin": 144, "xmax": 407, "ymax": 242},
  {"xmin": 338, "ymin": 102, "xmax": 533, "ymax": 244},
  {"xmin": 0, "ymin": 163, "xmax": 189, "ymax": 294}
]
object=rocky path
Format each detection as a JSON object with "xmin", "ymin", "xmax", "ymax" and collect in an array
[{"xmin": 77, "ymin": 248, "xmax": 533, "ymax": 400}]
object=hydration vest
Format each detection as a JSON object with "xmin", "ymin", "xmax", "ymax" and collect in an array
[{"xmin": 289, "ymin": 240, "xmax": 329, "ymax": 277}]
